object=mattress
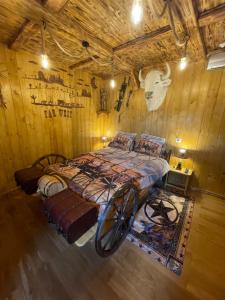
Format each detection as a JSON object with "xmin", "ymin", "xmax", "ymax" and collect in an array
[{"xmin": 44, "ymin": 147, "xmax": 170, "ymax": 213}]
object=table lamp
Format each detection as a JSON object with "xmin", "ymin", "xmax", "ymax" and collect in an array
[
  {"xmin": 175, "ymin": 148, "xmax": 188, "ymax": 171},
  {"xmin": 101, "ymin": 136, "xmax": 108, "ymax": 148}
]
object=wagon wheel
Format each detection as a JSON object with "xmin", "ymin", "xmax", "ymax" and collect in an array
[
  {"xmin": 32, "ymin": 153, "xmax": 67, "ymax": 171},
  {"xmin": 95, "ymin": 182, "xmax": 138, "ymax": 257}
]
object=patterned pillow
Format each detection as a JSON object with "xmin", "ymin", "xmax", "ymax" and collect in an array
[
  {"xmin": 108, "ymin": 131, "xmax": 137, "ymax": 151},
  {"xmin": 134, "ymin": 134, "xmax": 166, "ymax": 157}
]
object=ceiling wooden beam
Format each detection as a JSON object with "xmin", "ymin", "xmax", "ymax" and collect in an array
[
  {"xmin": 13, "ymin": 0, "xmax": 133, "ymax": 73},
  {"xmin": 8, "ymin": 19, "xmax": 39, "ymax": 50},
  {"xmin": 70, "ymin": 26, "xmax": 171, "ymax": 71},
  {"xmin": 69, "ymin": 55, "xmax": 139, "ymax": 88},
  {"xmin": 6, "ymin": 0, "xmax": 136, "ymax": 76},
  {"xmin": 12, "ymin": 0, "xmax": 113, "ymax": 56},
  {"xmin": 8, "ymin": 0, "xmax": 71, "ymax": 50},
  {"xmin": 43, "ymin": 0, "xmax": 69, "ymax": 13},
  {"xmin": 198, "ymin": 3, "xmax": 225, "ymax": 27},
  {"xmin": 113, "ymin": 26, "xmax": 171, "ymax": 53},
  {"xmin": 186, "ymin": 0, "xmax": 207, "ymax": 58}
]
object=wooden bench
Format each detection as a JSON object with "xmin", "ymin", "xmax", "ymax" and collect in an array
[
  {"xmin": 14, "ymin": 154, "xmax": 66, "ymax": 194},
  {"xmin": 43, "ymin": 189, "xmax": 98, "ymax": 244}
]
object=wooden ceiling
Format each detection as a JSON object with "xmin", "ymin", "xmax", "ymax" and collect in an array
[{"xmin": 0, "ymin": 0, "xmax": 225, "ymax": 78}]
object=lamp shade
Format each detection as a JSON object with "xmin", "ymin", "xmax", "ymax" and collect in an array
[
  {"xmin": 175, "ymin": 148, "xmax": 188, "ymax": 159},
  {"xmin": 101, "ymin": 136, "xmax": 108, "ymax": 142}
]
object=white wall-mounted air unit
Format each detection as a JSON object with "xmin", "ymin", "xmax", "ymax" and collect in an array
[{"xmin": 207, "ymin": 52, "xmax": 225, "ymax": 70}]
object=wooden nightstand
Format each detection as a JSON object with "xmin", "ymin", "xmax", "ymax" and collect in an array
[{"xmin": 165, "ymin": 167, "xmax": 193, "ymax": 195}]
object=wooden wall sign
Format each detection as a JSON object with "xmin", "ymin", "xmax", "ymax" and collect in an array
[
  {"xmin": 28, "ymin": 83, "xmax": 78, "ymax": 99},
  {"xmin": 30, "ymin": 95, "xmax": 84, "ymax": 108},
  {"xmin": 44, "ymin": 109, "xmax": 73, "ymax": 118},
  {"xmin": 24, "ymin": 71, "xmax": 67, "ymax": 87},
  {"xmin": 22, "ymin": 67, "xmax": 92, "ymax": 118},
  {"xmin": 25, "ymin": 70, "xmax": 92, "ymax": 99},
  {"xmin": 30, "ymin": 95, "xmax": 84, "ymax": 118}
]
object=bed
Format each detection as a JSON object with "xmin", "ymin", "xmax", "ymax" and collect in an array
[
  {"xmin": 39, "ymin": 133, "xmax": 170, "ymax": 256},
  {"xmin": 43, "ymin": 147, "xmax": 170, "ymax": 213}
]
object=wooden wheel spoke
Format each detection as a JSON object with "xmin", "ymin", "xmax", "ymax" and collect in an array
[
  {"xmin": 38, "ymin": 162, "xmax": 45, "ymax": 169},
  {"xmin": 93, "ymin": 188, "xmax": 109, "ymax": 202},
  {"xmin": 108, "ymin": 223, "xmax": 122, "ymax": 248},
  {"xmin": 122, "ymin": 190, "xmax": 133, "ymax": 214},
  {"xmin": 121, "ymin": 220, "xmax": 129, "ymax": 232},
  {"xmin": 114, "ymin": 188, "xmax": 128, "ymax": 199},
  {"xmin": 105, "ymin": 217, "xmax": 118, "ymax": 222},
  {"xmin": 95, "ymin": 183, "xmax": 138, "ymax": 257},
  {"xmin": 113, "ymin": 202, "xmax": 123, "ymax": 214},
  {"xmin": 102, "ymin": 227, "xmax": 120, "ymax": 250}
]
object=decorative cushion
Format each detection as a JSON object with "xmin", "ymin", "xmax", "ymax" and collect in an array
[
  {"xmin": 108, "ymin": 131, "xmax": 137, "ymax": 151},
  {"xmin": 38, "ymin": 174, "xmax": 68, "ymax": 198},
  {"xmin": 14, "ymin": 166, "xmax": 44, "ymax": 195},
  {"xmin": 134, "ymin": 134, "xmax": 166, "ymax": 157}
]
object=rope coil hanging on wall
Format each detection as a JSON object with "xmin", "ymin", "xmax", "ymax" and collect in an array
[{"xmin": 148, "ymin": 0, "xmax": 190, "ymax": 48}]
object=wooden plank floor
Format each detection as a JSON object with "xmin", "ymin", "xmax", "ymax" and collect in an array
[{"xmin": 0, "ymin": 190, "xmax": 225, "ymax": 300}]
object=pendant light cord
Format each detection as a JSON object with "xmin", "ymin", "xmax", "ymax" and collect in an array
[
  {"xmin": 41, "ymin": 20, "xmax": 46, "ymax": 55},
  {"xmin": 46, "ymin": 24, "xmax": 84, "ymax": 58}
]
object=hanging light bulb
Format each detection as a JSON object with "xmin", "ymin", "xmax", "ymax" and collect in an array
[
  {"xmin": 41, "ymin": 53, "xmax": 49, "ymax": 69},
  {"xmin": 179, "ymin": 56, "xmax": 188, "ymax": 70},
  {"xmin": 131, "ymin": 0, "xmax": 143, "ymax": 25},
  {"xmin": 110, "ymin": 78, "xmax": 116, "ymax": 89},
  {"xmin": 110, "ymin": 59, "xmax": 116, "ymax": 89},
  {"xmin": 40, "ymin": 20, "xmax": 49, "ymax": 69}
]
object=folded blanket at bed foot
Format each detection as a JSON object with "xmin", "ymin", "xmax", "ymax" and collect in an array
[
  {"xmin": 38, "ymin": 174, "xmax": 68, "ymax": 198},
  {"xmin": 43, "ymin": 188, "xmax": 98, "ymax": 244}
]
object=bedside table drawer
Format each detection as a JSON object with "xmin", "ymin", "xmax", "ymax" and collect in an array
[{"xmin": 167, "ymin": 171, "xmax": 187, "ymax": 188}]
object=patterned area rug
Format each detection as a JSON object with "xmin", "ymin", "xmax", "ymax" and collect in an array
[{"xmin": 127, "ymin": 188, "xmax": 194, "ymax": 275}]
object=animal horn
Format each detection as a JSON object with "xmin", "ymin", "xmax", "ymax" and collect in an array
[
  {"xmin": 139, "ymin": 69, "xmax": 145, "ymax": 83},
  {"xmin": 162, "ymin": 63, "xmax": 171, "ymax": 80}
]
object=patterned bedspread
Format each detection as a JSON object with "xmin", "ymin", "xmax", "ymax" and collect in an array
[
  {"xmin": 47, "ymin": 147, "xmax": 169, "ymax": 206},
  {"xmin": 46, "ymin": 147, "xmax": 169, "ymax": 211}
]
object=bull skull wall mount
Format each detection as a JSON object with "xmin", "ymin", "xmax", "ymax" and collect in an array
[{"xmin": 139, "ymin": 63, "xmax": 171, "ymax": 111}]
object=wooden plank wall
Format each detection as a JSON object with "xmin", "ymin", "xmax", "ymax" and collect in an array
[
  {"xmin": 0, "ymin": 44, "xmax": 107, "ymax": 193},
  {"xmin": 71, "ymin": 71, "xmax": 109, "ymax": 156},
  {"xmin": 106, "ymin": 62, "xmax": 225, "ymax": 195},
  {"xmin": 1, "ymin": 42, "xmax": 224, "ymax": 195}
]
